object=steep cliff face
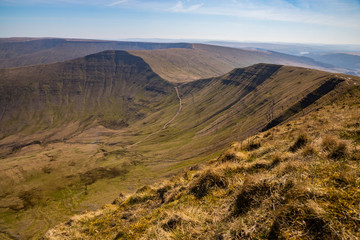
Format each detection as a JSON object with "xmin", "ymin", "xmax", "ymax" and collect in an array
[
  {"xmin": 218, "ymin": 63, "xmax": 282, "ymax": 91},
  {"xmin": 0, "ymin": 51, "xmax": 175, "ymax": 139},
  {"xmin": 169, "ymin": 64, "xmax": 358, "ymax": 161},
  {"xmin": 262, "ymin": 77, "xmax": 345, "ymax": 131}
]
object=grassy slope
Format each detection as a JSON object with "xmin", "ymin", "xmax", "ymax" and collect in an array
[
  {"xmin": 0, "ymin": 55, "xmax": 359, "ymax": 239},
  {"xmin": 45, "ymin": 85, "xmax": 360, "ymax": 240},
  {"xmin": 152, "ymin": 64, "xmax": 355, "ymax": 160},
  {"xmin": 130, "ymin": 44, "xmax": 334, "ymax": 83},
  {"xmin": 0, "ymin": 50, "xmax": 176, "ymax": 141}
]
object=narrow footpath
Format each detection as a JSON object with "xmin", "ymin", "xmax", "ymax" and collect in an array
[{"xmin": 129, "ymin": 87, "xmax": 182, "ymax": 147}]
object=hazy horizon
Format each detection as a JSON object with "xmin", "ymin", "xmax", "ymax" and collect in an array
[{"xmin": 1, "ymin": 0, "xmax": 360, "ymax": 45}]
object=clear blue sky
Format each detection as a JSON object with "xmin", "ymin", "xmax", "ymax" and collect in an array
[{"xmin": 0, "ymin": 0, "xmax": 359, "ymax": 44}]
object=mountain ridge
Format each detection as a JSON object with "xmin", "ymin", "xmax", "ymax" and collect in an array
[
  {"xmin": 0, "ymin": 38, "xmax": 192, "ymax": 69},
  {"xmin": 0, "ymin": 51, "xmax": 359, "ymax": 239},
  {"xmin": 0, "ymin": 50, "xmax": 175, "ymax": 144},
  {"xmin": 0, "ymin": 38, "xmax": 342, "ymax": 84},
  {"xmin": 130, "ymin": 44, "xmax": 336, "ymax": 83}
]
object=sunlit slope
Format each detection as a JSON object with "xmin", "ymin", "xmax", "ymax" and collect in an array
[
  {"xmin": 130, "ymin": 44, "xmax": 333, "ymax": 82},
  {"xmin": 141, "ymin": 64, "xmax": 358, "ymax": 162}
]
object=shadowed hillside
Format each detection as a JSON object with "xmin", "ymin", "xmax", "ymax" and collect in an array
[
  {"xmin": 0, "ymin": 51, "xmax": 359, "ymax": 239},
  {"xmin": 0, "ymin": 50, "xmax": 175, "ymax": 143}
]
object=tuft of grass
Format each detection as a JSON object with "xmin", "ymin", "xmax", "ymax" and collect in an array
[
  {"xmin": 352, "ymin": 149, "xmax": 360, "ymax": 160},
  {"xmin": 273, "ymin": 204, "xmax": 336, "ymax": 240},
  {"xmin": 233, "ymin": 178, "xmax": 272, "ymax": 215},
  {"xmin": 136, "ymin": 185, "xmax": 152, "ymax": 193},
  {"xmin": 217, "ymin": 151, "xmax": 238, "ymax": 163},
  {"xmin": 302, "ymin": 144, "xmax": 317, "ymax": 157},
  {"xmin": 322, "ymin": 135, "xmax": 337, "ymax": 151},
  {"xmin": 244, "ymin": 141, "xmax": 261, "ymax": 151},
  {"xmin": 126, "ymin": 190, "xmax": 156, "ymax": 205},
  {"xmin": 322, "ymin": 136, "xmax": 349, "ymax": 160},
  {"xmin": 328, "ymin": 141, "xmax": 348, "ymax": 160},
  {"xmin": 161, "ymin": 214, "xmax": 182, "ymax": 231},
  {"xmin": 289, "ymin": 133, "xmax": 308, "ymax": 152},
  {"xmin": 189, "ymin": 170, "xmax": 227, "ymax": 199},
  {"xmin": 156, "ymin": 185, "xmax": 172, "ymax": 203}
]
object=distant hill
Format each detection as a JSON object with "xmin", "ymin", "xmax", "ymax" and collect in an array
[
  {"xmin": 207, "ymin": 41, "xmax": 360, "ymax": 56},
  {"xmin": 0, "ymin": 38, "xmax": 192, "ymax": 68},
  {"xmin": 308, "ymin": 53, "xmax": 360, "ymax": 75},
  {"xmin": 207, "ymin": 41, "xmax": 360, "ymax": 76},
  {"xmin": 0, "ymin": 50, "xmax": 175, "ymax": 141},
  {"xmin": 0, "ymin": 38, "xmax": 340, "ymax": 83},
  {"xmin": 0, "ymin": 50, "xmax": 359, "ymax": 239},
  {"xmin": 131, "ymin": 44, "xmax": 334, "ymax": 82}
]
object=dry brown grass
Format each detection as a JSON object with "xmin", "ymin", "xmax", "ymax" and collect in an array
[
  {"xmin": 189, "ymin": 170, "xmax": 228, "ymax": 199},
  {"xmin": 289, "ymin": 133, "xmax": 309, "ymax": 152},
  {"xmin": 42, "ymin": 87, "xmax": 360, "ymax": 239}
]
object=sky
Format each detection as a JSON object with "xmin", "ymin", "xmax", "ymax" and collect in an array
[{"xmin": 0, "ymin": 0, "xmax": 360, "ymax": 44}]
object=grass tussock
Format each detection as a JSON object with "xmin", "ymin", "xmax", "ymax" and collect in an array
[
  {"xmin": 189, "ymin": 170, "xmax": 227, "ymax": 199},
  {"xmin": 44, "ymin": 87, "xmax": 360, "ymax": 240},
  {"xmin": 302, "ymin": 143, "xmax": 317, "ymax": 157},
  {"xmin": 217, "ymin": 148, "xmax": 248, "ymax": 163},
  {"xmin": 217, "ymin": 151, "xmax": 238, "ymax": 163},
  {"xmin": 233, "ymin": 178, "xmax": 273, "ymax": 215},
  {"xmin": 322, "ymin": 135, "xmax": 349, "ymax": 160},
  {"xmin": 328, "ymin": 141, "xmax": 348, "ymax": 160},
  {"xmin": 289, "ymin": 133, "xmax": 308, "ymax": 152}
]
